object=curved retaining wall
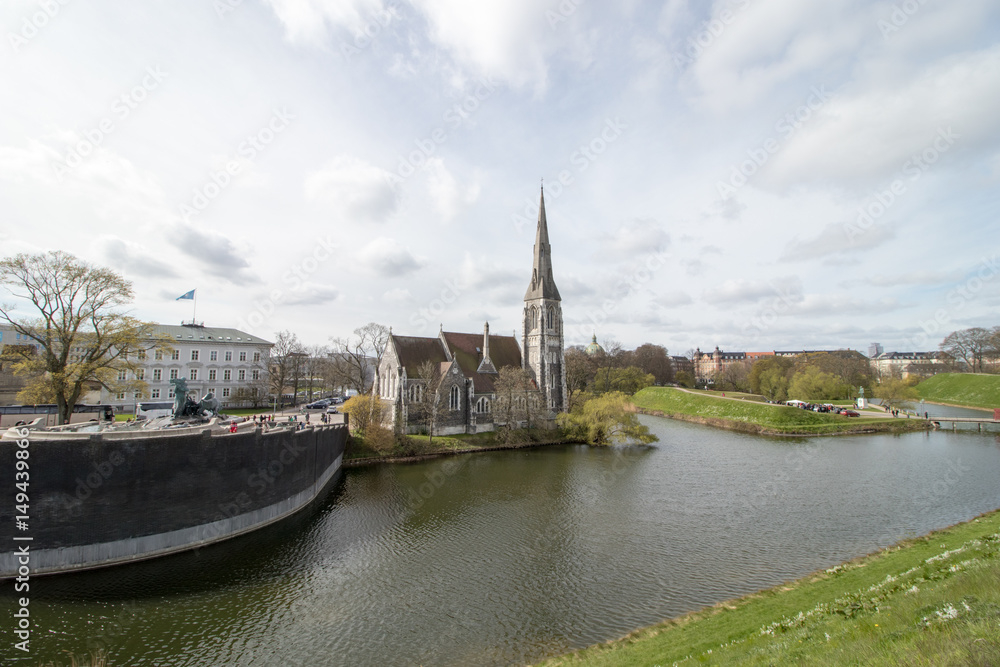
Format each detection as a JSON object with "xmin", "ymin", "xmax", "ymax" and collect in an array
[{"xmin": 0, "ymin": 422, "xmax": 347, "ymax": 577}]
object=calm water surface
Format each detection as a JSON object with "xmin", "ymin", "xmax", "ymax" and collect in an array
[{"xmin": 5, "ymin": 415, "xmax": 1000, "ymax": 666}]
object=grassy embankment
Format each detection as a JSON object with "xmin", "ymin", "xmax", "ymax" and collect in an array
[
  {"xmin": 344, "ymin": 428, "xmax": 573, "ymax": 463},
  {"xmin": 917, "ymin": 373, "xmax": 1000, "ymax": 411},
  {"xmin": 537, "ymin": 509, "xmax": 1000, "ymax": 666},
  {"xmin": 631, "ymin": 387, "xmax": 925, "ymax": 436}
]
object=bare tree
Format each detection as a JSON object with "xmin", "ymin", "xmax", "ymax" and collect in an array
[
  {"xmin": 328, "ymin": 322, "xmax": 389, "ymax": 395},
  {"xmin": 410, "ymin": 360, "xmax": 442, "ymax": 444},
  {"xmin": 493, "ymin": 366, "xmax": 537, "ymax": 441},
  {"xmin": 0, "ymin": 251, "xmax": 167, "ymax": 423},
  {"xmin": 269, "ymin": 331, "xmax": 304, "ymax": 408},
  {"xmin": 301, "ymin": 344, "xmax": 330, "ymax": 402},
  {"xmin": 593, "ymin": 337, "xmax": 624, "ymax": 395},
  {"xmin": 940, "ymin": 327, "xmax": 992, "ymax": 373},
  {"xmin": 631, "ymin": 343, "xmax": 674, "ymax": 385}
]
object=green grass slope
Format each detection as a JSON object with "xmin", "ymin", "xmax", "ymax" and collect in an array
[
  {"xmin": 917, "ymin": 373, "xmax": 1000, "ymax": 410},
  {"xmin": 538, "ymin": 510, "xmax": 1000, "ymax": 667},
  {"xmin": 631, "ymin": 387, "xmax": 913, "ymax": 435}
]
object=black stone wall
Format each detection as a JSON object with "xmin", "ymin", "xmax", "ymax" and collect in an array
[{"xmin": 0, "ymin": 423, "xmax": 346, "ymax": 552}]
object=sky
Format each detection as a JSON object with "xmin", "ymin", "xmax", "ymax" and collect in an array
[{"xmin": 1, "ymin": 0, "xmax": 998, "ymax": 356}]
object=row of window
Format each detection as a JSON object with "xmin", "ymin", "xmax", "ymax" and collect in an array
[
  {"xmin": 160, "ymin": 350, "xmax": 261, "ymax": 362},
  {"xmin": 118, "ymin": 368, "xmax": 261, "ymax": 382}
]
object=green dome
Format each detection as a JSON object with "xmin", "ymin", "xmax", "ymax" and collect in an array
[{"xmin": 584, "ymin": 334, "xmax": 604, "ymax": 356}]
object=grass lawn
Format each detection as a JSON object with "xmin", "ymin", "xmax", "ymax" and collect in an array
[
  {"xmin": 917, "ymin": 373, "xmax": 1000, "ymax": 410},
  {"xmin": 537, "ymin": 509, "xmax": 1000, "ymax": 666},
  {"xmin": 632, "ymin": 387, "xmax": 920, "ymax": 435}
]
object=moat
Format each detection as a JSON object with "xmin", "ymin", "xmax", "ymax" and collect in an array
[{"xmin": 5, "ymin": 406, "xmax": 1000, "ymax": 666}]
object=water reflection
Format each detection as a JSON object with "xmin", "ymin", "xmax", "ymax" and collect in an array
[{"xmin": 5, "ymin": 419, "xmax": 1000, "ymax": 666}]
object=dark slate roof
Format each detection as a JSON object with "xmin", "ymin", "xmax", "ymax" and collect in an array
[
  {"xmin": 391, "ymin": 335, "xmax": 449, "ymax": 376},
  {"xmin": 150, "ymin": 323, "xmax": 272, "ymax": 346},
  {"xmin": 442, "ymin": 331, "xmax": 522, "ymax": 393}
]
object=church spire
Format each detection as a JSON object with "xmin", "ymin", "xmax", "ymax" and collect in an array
[{"xmin": 525, "ymin": 185, "xmax": 561, "ymax": 301}]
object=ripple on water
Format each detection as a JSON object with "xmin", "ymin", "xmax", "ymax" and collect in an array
[{"xmin": 10, "ymin": 421, "xmax": 1000, "ymax": 666}]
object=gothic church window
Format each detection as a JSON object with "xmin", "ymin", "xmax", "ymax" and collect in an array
[{"xmin": 449, "ymin": 385, "xmax": 460, "ymax": 411}]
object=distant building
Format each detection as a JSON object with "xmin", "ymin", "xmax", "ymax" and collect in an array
[
  {"xmin": 671, "ymin": 355, "xmax": 694, "ymax": 378},
  {"xmin": 584, "ymin": 334, "xmax": 605, "ymax": 356},
  {"xmin": 692, "ymin": 347, "xmax": 830, "ymax": 382},
  {"xmin": 0, "ymin": 324, "xmax": 41, "ymax": 405},
  {"xmin": 868, "ymin": 342, "xmax": 884, "ymax": 358},
  {"xmin": 871, "ymin": 351, "xmax": 946, "ymax": 379}
]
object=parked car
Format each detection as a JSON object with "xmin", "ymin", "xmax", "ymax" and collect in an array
[
  {"xmin": 325, "ymin": 406, "xmax": 339, "ymax": 414},
  {"xmin": 843, "ymin": 410, "xmax": 860, "ymax": 417},
  {"xmin": 303, "ymin": 400, "xmax": 329, "ymax": 410}
]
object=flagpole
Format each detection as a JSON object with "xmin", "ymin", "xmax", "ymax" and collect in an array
[{"xmin": 193, "ymin": 289, "xmax": 198, "ymax": 325}]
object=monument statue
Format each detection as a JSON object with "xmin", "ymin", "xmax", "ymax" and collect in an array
[
  {"xmin": 170, "ymin": 377, "xmax": 189, "ymax": 417},
  {"xmin": 859, "ymin": 386, "xmax": 865, "ymax": 398},
  {"xmin": 167, "ymin": 379, "xmax": 220, "ymax": 419}
]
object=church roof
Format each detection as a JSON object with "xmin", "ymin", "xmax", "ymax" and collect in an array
[
  {"xmin": 389, "ymin": 331, "xmax": 525, "ymax": 394},
  {"xmin": 391, "ymin": 335, "xmax": 449, "ymax": 376},
  {"xmin": 524, "ymin": 186, "xmax": 561, "ymax": 301},
  {"xmin": 442, "ymin": 331, "xmax": 522, "ymax": 393}
]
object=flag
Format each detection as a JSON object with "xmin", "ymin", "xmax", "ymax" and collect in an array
[{"xmin": 176, "ymin": 289, "xmax": 196, "ymax": 301}]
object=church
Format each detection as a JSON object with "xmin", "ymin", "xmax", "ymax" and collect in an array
[{"xmin": 377, "ymin": 187, "xmax": 568, "ymax": 434}]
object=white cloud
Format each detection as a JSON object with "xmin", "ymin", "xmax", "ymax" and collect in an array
[
  {"xmin": 781, "ymin": 221, "xmax": 896, "ymax": 261},
  {"xmin": 305, "ymin": 155, "xmax": 400, "ymax": 223},
  {"xmin": 596, "ymin": 218, "xmax": 670, "ymax": 261},
  {"xmin": 284, "ymin": 282, "xmax": 341, "ymax": 306},
  {"xmin": 263, "ymin": 0, "xmax": 390, "ymax": 44},
  {"xmin": 702, "ymin": 276, "xmax": 803, "ymax": 305},
  {"xmin": 761, "ymin": 45, "xmax": 1000, "ymax": 190},
  {"xmin": 357, "ymin": 237, "xmax": 423, "ymax": 276},
  {"xmin": 425, "ymin": 158, "xmax": 480, "ymax": 221},
  {"xmin": 95, "ymin": 236, "xmax": 179, "ymax": 279}
]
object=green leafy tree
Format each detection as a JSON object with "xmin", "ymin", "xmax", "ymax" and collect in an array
[
  {"xmin": 749, "ymin": 356, "xmax": 795, "ymax": 401},
  {"xmin": 675, "ymin": 370, "xmax": 695, "ymax": 388},
  {"xmin": 788, "ymin": 366, "xmax": 850, "ymax": 401},
  {"xmin": 341, "ymin": 393, "xmax": 386, "ymax": 435},
  {"xmin": 593, "ymin": 366, "xmax": 655, "ymax": 395},
  {"xmin": 0, "ymin": 251, "xmax": 167, "ymax": 424},
  {"xmin": 557, "ymin": 392, "xmax": 658, "ymax": 445},
  {"xmin": 875, "ymin": 377, "xmax": 920, "ymax": 409}
]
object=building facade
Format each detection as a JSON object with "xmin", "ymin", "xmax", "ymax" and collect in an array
[
  {"xmin": 871, "ymin": 351, "xmax": 946, "ymax": 379},
  {"xmin": 99, "ymin": 323, "xmax": 273, "ymax": 411}
]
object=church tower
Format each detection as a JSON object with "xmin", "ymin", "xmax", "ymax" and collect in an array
[{"xmin": 522, "ymin": 186, "xmax": 567, "ymax": 413}]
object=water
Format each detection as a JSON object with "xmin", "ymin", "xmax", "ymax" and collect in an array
[{"xmin": 5, "ymin": 416, "xmax": 1000, "ymax": 666}]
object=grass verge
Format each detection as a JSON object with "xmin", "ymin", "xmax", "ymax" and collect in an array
[
  {"xmin": 917, "ymin": 373, "xmax": 1000, "ymax": 411},
  {"xmin": 537, "ymin": 509, "xmax": 1000, "ymax": 666},
  {"xmin": 344, "ymin": 428, "xmax": 573, "ymax": 463},
  {"xmin": 631, "ymin": 387, "xmax": 926, "ymax": 436}
]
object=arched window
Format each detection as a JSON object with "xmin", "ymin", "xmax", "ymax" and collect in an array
[
  {"xmin": 450, "ymin": 385, "xmax": 461, "ymax": 411},
  {"xmin": 476, "ymin": 397, "xmax": 490, "ymax": 414},
  {"xmin": 547, "ymin": 307, "xmax": 554, "ymax": 330}
]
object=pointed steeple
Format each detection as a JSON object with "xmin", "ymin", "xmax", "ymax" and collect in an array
[
  {"xmin": 524, "ymin": 185, "xmax": 561, "ymax": 301},
  {"xmin": 476, "ymin": 321, "xmax": 498, "ymax": 374}
]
